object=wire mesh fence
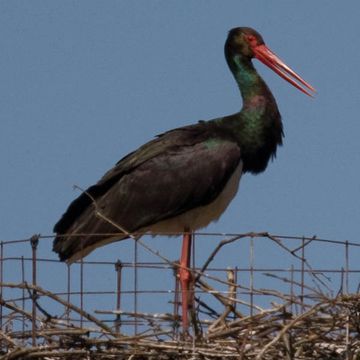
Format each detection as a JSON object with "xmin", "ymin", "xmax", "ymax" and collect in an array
[{"xmin": 1, "ymin": 231, "xmax": 360, "ymax": 359}]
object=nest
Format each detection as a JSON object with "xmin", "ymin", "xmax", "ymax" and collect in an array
[
  {"xmin": 0, "ymin": 232, "xmax": 359, "ymax": 359},
  {"xmin": 1, "ymin": 284, "xmax": 360, "ymax": 359}
]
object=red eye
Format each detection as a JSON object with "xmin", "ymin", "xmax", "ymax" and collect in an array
[{"xmin": 246, "ymin": 35, "xmax": 257, "ymax": 46}]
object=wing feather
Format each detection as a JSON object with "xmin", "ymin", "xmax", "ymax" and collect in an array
[{"xmin": 53, "ymin": 124, "xmax": 241, "ymax": 261}]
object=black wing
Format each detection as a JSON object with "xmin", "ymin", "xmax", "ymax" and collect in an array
[{"xmin": 53, "ymin": 123, "xmax": 241, "ymax": 261}]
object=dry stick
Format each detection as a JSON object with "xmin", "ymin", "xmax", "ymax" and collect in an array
[
  {"xmin": 105, "ymin": 328, "xmax": 172, "ymax": 340},
  {"xmin": 282, "ymin": 320, "xmax": 293, "ymax": 360},
  {"xmin": 0, "ymin": 297, "xmax": 35, "ymax": 324},
  {"xmin": 197, "ymin": 278, "xmax": 261, "ymax": 315},
  {"xmin": 108, "ymin": 338, "xmax": 241, "ymax": 356},
  {"xmin": 195, "ymin": 233, "xmax": 255, "ymax": 282},
  {"xmin": 95, "ymin": 309, "xmax": 176, "ymax": 321},
  {"xmin": 195, "ymin": 296, "xmax": 220, "ymax": 319},
  {"xmin": 207, "ymin": 306, "xmax": 284, "ymax": 339},
  {"xmin": 254, "ymin": 287, "xmax": 307, "ymax": 309},
  {"xmin": 125, "ymin": 339, "xmax": 230, "ymax": 356},
  {"xmin": 30, "ymin": 328, "xmax": 89, "ymax": 336},
  {"xmin": 292, "ymin": 322, "xmax": 337, "ymax": 348},
  {"xmin": 208, "ymin": 268, "xmax": 237, "ymax": 332},
  {"xmin": 0, "ymin": 282, "xmax": 116, "ymax": 337},
  {"xmin": 242, "ymin": 232, "xmax": 332, "ymax": 294},
  {"xmin": 290, "ymin": 236, "xmax": 315, "ymax": 254},
  {"xmin": 9, "ymin": 328, "xmax": 94, "ymax": 342},
  {"xmin": 0, "ymin": 298, "xmax": 92, "ymax": 339},
  {"xmin": 0, "ymin": 329, "xmax": 16, "ymax": 348},
  {"xmin": 263, "ymin": 273, "xmax": 327, "ymax": 302},
  {"xmin": 24, "ymin": 285, "xmax": 53, "ymax": 320},
  {"xmin": 267, "ymin": 233, "xmax": 332, "ymax": 292},
  {"xmin": 1, "ymin": 347, "xmax": 87, "ymax": 360},
  {"xmin": 255, "ymin": 302, "xmax": 331, "ymax": 360},
  {"xmin": 1, "ymin": 347, "xmax": 54, "ymax": 360}
]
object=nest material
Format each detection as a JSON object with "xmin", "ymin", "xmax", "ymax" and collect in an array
[
  {"xmin": 1, "ymin": 231, "xmax": 359, "ymax": 359},
  {"xmin": 0, "ymin": 282, "xmax": 360, "ymax": 360}
]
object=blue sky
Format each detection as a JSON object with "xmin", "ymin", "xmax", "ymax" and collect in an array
[{"xmin": 1, "ymin": 1, "xmax": 360, "ymax": 318}]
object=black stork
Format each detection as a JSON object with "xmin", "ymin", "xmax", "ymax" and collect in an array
[{"xmin": 53, "ymin": 27, "xmax": 315, "ymax": 331}]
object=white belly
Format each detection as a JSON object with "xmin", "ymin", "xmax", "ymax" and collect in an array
[{"xmin": 144, "ymin": 162, "xmax": 243, "ymax": 234}]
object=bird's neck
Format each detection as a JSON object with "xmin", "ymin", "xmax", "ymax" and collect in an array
[
  {"xmin": 230, "ymin": 54, "xmax": 274, "ymax": 107},
  {"xmin": 218, "ymin": 54, "xmax": 283, "ymax": 173}
]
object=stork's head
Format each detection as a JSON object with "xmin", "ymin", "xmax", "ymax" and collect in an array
[{"xmin": 225, "ymin": 27, "xmax": 316, "ymax": 97}]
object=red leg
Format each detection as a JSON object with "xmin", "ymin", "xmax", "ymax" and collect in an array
[{"xmin": 179, "ymin": 231, "xmax": 192, "ymax": 332}]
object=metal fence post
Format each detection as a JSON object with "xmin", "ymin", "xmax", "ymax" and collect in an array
[
  {"xmin": 31, "ymin": 234, "xmax": 39, "ymax": 347},
  {"xmin": 115, "ymin": 260, "xmax": 123, "ymax": 334}
]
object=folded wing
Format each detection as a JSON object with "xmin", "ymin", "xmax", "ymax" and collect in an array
[{"xmin": 53, "ymin": 124, "xmax": 242, "ymax": 262}]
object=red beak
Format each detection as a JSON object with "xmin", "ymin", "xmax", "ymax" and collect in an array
[{"xmin": 253, "ymin": 44, "xmax": 316, "ymax": 97}]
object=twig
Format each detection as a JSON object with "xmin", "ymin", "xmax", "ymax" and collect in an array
[{"xmin": 0, "ymin": 282, "xmax": 116, "ymax": 337}]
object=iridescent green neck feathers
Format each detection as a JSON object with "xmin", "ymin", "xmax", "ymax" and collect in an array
[{"xmin": 216, "ymin": 52, "xmax": 283, "ymax": 174}]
